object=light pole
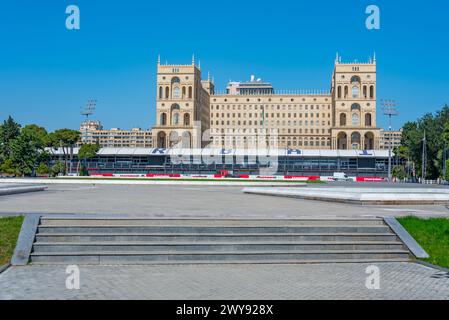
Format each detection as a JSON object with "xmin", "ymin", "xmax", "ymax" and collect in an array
[
  {"xmin": 443, "ymin": 141, "xmax": 447, "ymax": 182},
  {"xmin": 381, "ymin": 99, "xmax": 398, "ymax": 182},
  {"xmin": 422, "ymin": 131, "xmax": 427, "ymax": 183}
]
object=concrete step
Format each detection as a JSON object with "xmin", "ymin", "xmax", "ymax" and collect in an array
[
  {"xmin": 30, "ymin": 217, "xmax": 413, "ymax": 265},
  {"xmin": 30, "ymin": 250, "xmax": 411, "ymax": 264},
  {"xmin": 35, "ymin": 233, "xmax": 399, "ymax": 243},
  {"xmin": 30, "ymin": 257, "xmax": 412, "ymax": 265},
  {"xmin": 37, "ymin": 225, "xmax": 392, "ymax": 234},
  {"xmin": 32, "ymin": 241, "xmax": 405, "ymax": 253},
  {"xmin": 39, "ymin": 218, "xmax": 385, "ymax": 227}
]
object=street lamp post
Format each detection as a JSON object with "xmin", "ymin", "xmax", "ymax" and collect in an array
[{"xmin": 381, "ymin": 99, "xmax": 398, "ymax": 182}]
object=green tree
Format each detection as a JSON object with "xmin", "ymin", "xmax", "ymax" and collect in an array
[
  {"xmin": 78, "ymin": 143, "xmax": 100, "ymax": 160},
  {"xmin": 22, "ymin": 124, "xmax": 51, "ymax": 164},
  {"xmin": 22, "ymin": 124, "xmax": 49, "ymax": 148},
  {"xmin": 10, "ymin": 131, "xmax": 41, "ymax": 176},
  {"xmin": 47, "ymin": 129, "xmax": 80, "ymax": 175},
  {"xmin": 36, "ymin": 162, "xmax": 50, "ymax": 176},
  {"xmin": 0, "ymin": 159, "xmax": 17, "ymax": 175},
  {"xmin": 51, "ymin": 161, "xmax": 65, "ymax": 177},
  {"xmin": 400, "ymin": 104, "xmax": 449, "ymax": 179},
  {"xmin": 0, "ymin": 116, "xmax": 21, "ymax": 162},
  {"xmin": 77, "ymin": 143, "xmax": 100, "ymax": 176},
  {"xmin": 392, "ymin": 165, "xmax": 406, "ymax": 180}
]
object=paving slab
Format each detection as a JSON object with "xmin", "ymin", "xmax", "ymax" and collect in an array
[
  {"xmin": 1, "ymin": 184, "xmax": 449, "ymax": 218},
  {"xmin": 0, "ymin": 262, "xmax": 448, "ymax": 300}
]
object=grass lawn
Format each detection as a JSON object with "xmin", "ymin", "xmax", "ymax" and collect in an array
[
  {"xmin": 0, "ymin": 216, "xmax": 24, "ymax": 266},
  {"xmin": 397, "ymin": 216, "xmax": 449, "ymax": 269}
]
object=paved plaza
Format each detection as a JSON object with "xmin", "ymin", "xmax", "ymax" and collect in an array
[
  {"xmin": 1, "ymin": 182, "xmax": 449, "ymax": 218},
  {"xmin": 1, "ymin": 181, "xmax": 449, "ymax": 300},
  {"xmin": 0, "ymin": 262, "xmax": 448, "ymax": 300}
]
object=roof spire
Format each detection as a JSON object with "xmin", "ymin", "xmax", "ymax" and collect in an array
[
  {"xmin": 192, "ymin": 53, "xmax": 195, "ymax": 65},
  {"xmin": 373, "ymin": 52, "xmax": 376, "ymax": 62},
  {"xmin": 157, "ymin": 54, "xmax": 160, "ymax": 65},
  {"xmin": 335, "ymin": 52, "xmax": 339, "ymax": 63},
  {"xmin": 198, "ymin": 59, "xmax": 201, "ymax": 70}
]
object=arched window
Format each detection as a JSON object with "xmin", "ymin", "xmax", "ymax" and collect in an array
[
  {"xmin": 184, "ymin": 113, "xmax": 190, "ymax": 126},
  {"xmin": 351, "ymin": 132, "xmax": 361, "ymax": 149},
  {"xmin": 364, "ymin": 132, "xmax": 375, "ymax": 150},
  {"xmin": 182, "ymin": 131, "xmax": 191, "ymax": 148},
  {"xmin": 157, "ymin": 131, "xmax": 166, "ymax": 148},
  {"xmin": 160, "ymin": 113, "xmax": 167, "ymax": 125},
  {"xmin": 165, "ymin": 86, "xmax": 170, "ymax": 99},
  {"xmin": 173, "ymin": 113, "xmax": 179, "ymax": 125},
  {"xmin": 340, "ymin": 113, "xmax": 347, "ymax": 126},
  {"xmin": 370, "ymin": 85, "xmax": 374, "ymax": 98},
  {"xmin": 351, "ymin": 103, "xmax": 361, "ymax": 111},
  {"xmin": 159, "ymin": 86, "xmax": 163, "ymax": 99},
  {"xmin": 188, "ymin": 86, "xmax": 193, "ymax": 99},
  {"xmin": 351, "ymin": 76, "xmax": 361, "ymax": 84},
  {"xmin": 337, "ymin": 86, "xmax": 342, "ymax": 99},
  {"xmin": 365, "ymin": 113, "xmax": 372, "ymax": 126},
  {"xmin": 344, "ymin": 86, "xmax": 349, "ymax": 98},
  {"xmin": 363, "ymin": 86, "xmax": 367, "ymax": 98},
  {"xmin": 352, "ymin": 113, "xmax": 360, "ymax": 126},
  {"xmin": 173, "ymin": 87, "xmax": 181, "ymax": 99},
  {"xmin": 169, "ymin": 131, "xmax": 179, "ymax": 146},
  {"xmin": 337, "ymin": 132, "xmax": 347, "ymax": 150},
  {"xmin": 352, "ymin": 86, "xmax": 359, "ymax": 98},
  {"xmin": 182, "ymin": 87, "xmax": 186, "ymax": 97}
]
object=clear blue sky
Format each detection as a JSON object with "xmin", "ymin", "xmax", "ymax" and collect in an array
[{"xmin": 0, "ymin": 0, "xmax": 448, "ymax": 132}]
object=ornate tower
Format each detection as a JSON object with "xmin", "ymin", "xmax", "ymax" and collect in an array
[
  {"xmin": 152, "ymin": 55, "xmax": 212, "ymax": 149},
  {"xmin": 330, "ymin": 54, "xmax": 381, "ymax": 150}
]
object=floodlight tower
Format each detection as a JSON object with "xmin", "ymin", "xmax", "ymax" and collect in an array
[
  {"xmin": 381, "ymin": 99, "xmax": 399, "ymax": 182},
  {"xmin": 80, "ymin": 99, "xmax": 97, "ymax": 144},
  {"xmin": 81, "ymin": 99, "xmax": 97, "ymax": 120}
]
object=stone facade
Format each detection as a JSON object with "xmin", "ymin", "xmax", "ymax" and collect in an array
[
  {"xmin": 151, "ymin": 55, "xmax": 212, "ymax": 149},
  {"xmin": 152, "ymin": 54, "xmax": 381, "ymax": 150}
]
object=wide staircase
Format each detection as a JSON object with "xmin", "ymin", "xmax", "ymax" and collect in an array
[{"xmin": 30, "ymin": 217, "xmax": 412, "ymax": 264}]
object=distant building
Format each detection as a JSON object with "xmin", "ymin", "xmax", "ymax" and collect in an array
[
  {"xmin": 152, "ymin": 53, "xmax": 381, "ymax": 150},
  {"xmin": 226, "ymin": 75, "xmax": 274, "ymax": 95},
  {"xmin": 380, "ymin": 129, "xmax": 403, "ymax": 150},
  {"xmin": 79, "ymin": 120, "xmax": 153, "ymax": 148}
]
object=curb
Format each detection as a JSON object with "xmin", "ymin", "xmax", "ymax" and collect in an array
[
  {"xmin": 0, "ymin": 263, "xmax": 10, "ymax": 274},
  {"xmin": 11, "ymin": 214, "xmax": 41, "ymax": 266},
  {"xmin": 0, "ymin": 185, "xmax": 47, "ymax": 196},
  {"xmin": 415, "ymin": 261, "xmax": 449, "ymax": 273},
  {"xmin": 383, "ymin": 217, "xmax": 429, "ymax": 259}
]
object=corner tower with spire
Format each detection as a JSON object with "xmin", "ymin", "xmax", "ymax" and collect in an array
[
  {"xmin": 152, "ymin": 55, "xmax": 213, "ymax": 148},
  {"xmin": 330, "ymin": 53, "xmax": 380, "ymax": 150}
]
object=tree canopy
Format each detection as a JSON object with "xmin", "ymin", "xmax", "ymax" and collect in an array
[{"xmin": 400, "ymin": 104, "xmax": 449, "ymax": 179}]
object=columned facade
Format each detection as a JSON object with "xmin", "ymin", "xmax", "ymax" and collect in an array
[
  {"xmin": 151, "ymin": 55, "xmax": 213, "ymax": 149},
  {"xmin": 151, "ymin": 54, "xmax": 382, "ymax": 150},
  {"xmin": 329, "ymin": 54, "xmax": 381, "ymax": 150}
]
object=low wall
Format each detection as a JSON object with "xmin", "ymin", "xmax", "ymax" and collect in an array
[{"xmin": 0, "ymin": 185, "xmax": 47, "ymax": 196}]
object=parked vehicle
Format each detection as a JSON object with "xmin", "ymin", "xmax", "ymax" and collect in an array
[{"xmin": 332, "ymin": 172, "xmax": 351, "ymax": 182}]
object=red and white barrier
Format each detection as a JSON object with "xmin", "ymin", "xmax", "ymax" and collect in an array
[
  {"xmin": 87, "ymin": 172, "xmax": 386, "ymax": 182},
  {"xmin": 356, "ymin": 177, "xmax": 386, "ymax": 182}
]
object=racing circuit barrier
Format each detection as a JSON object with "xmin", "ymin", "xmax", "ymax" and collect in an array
[{"xmin": 86, "ymin": 173, "xmax": 386, "ymax": 182}]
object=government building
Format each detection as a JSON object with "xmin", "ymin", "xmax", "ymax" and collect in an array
[
  {"xmin": 71, "ymin": 54, "xmax": 401, "ymax": 177},
  {"xmin": 151, "ymin": 54, "xmax": 381, "ymax": 150}
]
